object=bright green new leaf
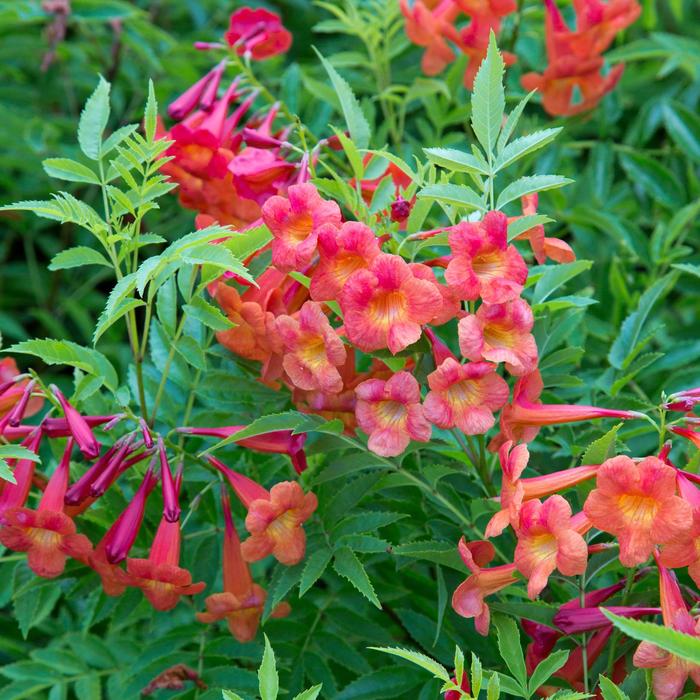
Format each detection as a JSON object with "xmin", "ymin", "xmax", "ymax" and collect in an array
[
  {"xmin": 471, "ymin": 32, "xmax": 505, "ymax": 157},
  {"xmin": 42, "ymin": 158, "xmax": 100, "ymax": 185},
  {"xmin": 496, "ymin": 175, "xmax": 573, "ymax": 210},
  {"xmin": 333, "ymin": 547, "xmax": 381, "ymax": 608},
  {"xmin": 258, "ymin": 635, "xmax": 279, "ymax": 700},
  {"xmin": 78, "ymin": 77, "xmax": 111, "ymax": 161},
  {"xmin": 48, "ymin": 247, "xmax": 111, "ymax": 271},
  {"xmin": 369, "ymin": 647, "xmax": 450, "ymax": 682}
]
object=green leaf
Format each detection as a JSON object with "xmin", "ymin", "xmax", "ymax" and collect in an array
[
  {"xmin": 392, "ymin": 541, "xmax": 465, "ymax": 572},
  {"xmin": 8, "ymin": 339, "xmax": 118, "ymax": 391},
  {"xmin": 423, "ymin": 148, "xmax": 489, "ymax": 176},
  {"xmin": 299, "ymin": 548, "xmax": 333, "ymax": 596},
  {"xmin": 602, "ymin": 610, "xmax": 700, "ymax": 666},
  {"xmin": 0, "ymin": 446, "xmax": 41, "ymax": 464},
  {"xmin": 493, "ymin": 128, "xmax": 562, "ymax": 172},
  {"xmin": 144, "ymin": 79, "xmax": 157, "ymax": 143},
  {"xmin": 101, "ymin": 124, "xmax": 138, "ymax": 157},
  {"xmin": 156, "ymin": 276, "xmax": 177, "ymax": 337},
  {"xmin": 221, "ymin": 223, "xmax": 273, "ymax": 260},
  {"xmin": 48, "ymin": 247, "xmax": 111, "ymax": 271},
  {"xmin": 493, "ymin": 614, "xmax": 527, "ymax": 692},
  {"xmin": 314, "ymin": 48, "xmax": 371, "ymax": 149},
  {"xmin": 531, "ymin": 260, "xmax": 593, "ymax": 305},
  {"xmin": 471, "ymin": 32, "xmax": 505, "ymax": 157},
  {"xmin": 619, "ymin": 152, "xmax": 685, "ymax": 209},
  {"xmin": 507, "ymin": 214, "xmax": 554, "ymax": 241},
  {"xmin": 292, "ymin": 685, "xmax": 323, "ymax": 700},
  {"xmin": 204, "ymin": 411, "xmax": 306, "ymax": 452},
  {"xmin": 222, "ymin": 690, "xmax": 245, "ymax": 700},
  {"xmin": 74, "ymin": 675, "xmax": 100, "ymax": 700},
  {"xmin": 184, "ymin": 295, "xmax": 234, "ymax": 332},
  {"xmin": 42, "ymin": 158, "xmax": 100, "ymax": 185},
  {"xmin": 470, "ymin": 653, "xmax": 483, "ymax": 698},
  {"xmin": 497, "ymin": 92, "xmax": 536, "ymax": 152},
  {"xmin": 181, "ymin": 244, "xmax": 253, "ymax": 283},
  {"xmin": 608, "ymin": 273, "xmax": 677, "ymax": 369},
  {"xmin": 528, "ymin": 650, "xmax": 569, "ymax": 696},
  {"xmin": 258, "ymin": 635, "xmax": 279, "ymax": 700},
  {"xmin": 78, "ymin": 77, "xmax": 111, "ymax": 161},
  {"xmin": 369, "ymin": 647, "xmax": 449, "ymax": 682},
  {"xmin": 0, "ymin": 459, "xmax": 16, "ymax": 484},
  {"xmin": 486, "ymin": 672, "xmax": 500, "ymax": 700},
  {"xmin": 662, "ymin": 101, "xmax": 700, "ymax": 162},
  {"xmin": 418, "ymin": 184, "xmax": 486, "ymax": 212},
  {"xmin": 580, "ymin": 424, "xmax": 622, "ymax": 465},
  {"xmin": 598, "ymin": 675, "xmax": 630, "ymax": 700},
  {"xmin": 496, "ymin": 175, "xmax": 572, "ymax": 210},
  {"xmin": 333, "ymin": 547, "xmax": 381, "ymax": 608}
]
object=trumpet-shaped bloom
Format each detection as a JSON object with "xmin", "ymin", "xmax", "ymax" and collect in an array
[
  {"xmin": 491, "ymin": 369, "xmax": 643, "ymax": 448},
  {"xmin": 514, "ymin": 497, "xmax": 590, "ymax": 598},
  {"xmin": 633, "ymin": 564, "xmax": 700, "ymax": 700},
  {"xmin": 0, "ymin": 439, "xmax": 92, "ymax": 578},
  {"xmin": 355, "ymin": 372, "xmax": 431, "ymax": 457},
  {"xmin": 276, "ymin": 302, "xmax": 347, "ymax": 394},
  {"xmin": 400, "ymin": 0, "xmax": 462, "ymax": 76},
  {"xmin": 0, "ymin": 358, "xmax": 43, "ymax": 421},
  {"xmin": 659, "ymin": 473, "xmax": 700, "ymax": 587},
  {"xmin": 424, "ymin": 358, "xmax": 509, "ymax": 435},
  {"xmin": 340, "ymin": 253, "xmax": 443, "ymax": 354},
  {"xmin": 409, "ymin": 263, "xmax": 461, "ymax": 326},
  {"xmin": 521, "ymin": 0, "xmax": 627, "ymax": 117},
  {"xmin": 224, "ymin": 7, "xmax": 292, "ymax": 60},
  {"xmin": 452, "ymin": 538, "xmax": 518, "ymax": 635},
  {"xmin": 228, "ymin": 147, "xmax": 295, "ymax": 205},
  {"xmin": 445, "ymin": 211, "xmax": 527, "ymax": 304},
  {"xmin": 584, "ymin": 456, "xmax": 693, "ymax": 567},
  {"xmin": 309, "ymin": 222, "xmax": 381, "ymax": 302},
  {"xmin": 567, "ymin": 0, "xmax": 641, "ymax": 57},
  {"xmin": 486, "ymin": 440, "xmax": 600, "ymax": 538},
  {"xmin": 262, "ymin": 183, "xmax": 341, "ymax": 272},
  {"xmin": 126, "ymin": 465, "xmax": 205, "ymax": 610},
  {"xmin": 196, "ymin": 493, "xmax": 289, "ymax": 641},
  {"xmin": 513, "ymin": 194, "xmax": 575, "ymax": 265},
  {"xmin": 209, "ymin": 458, "xmax": 317, "ymax": 565},
  {"xmin": 0, "ymin": 430, "xmax": 43, "ymax": 517},
  {"xmin": 458, "ymin": 298, "xmax": 538, "ymax": 376}
]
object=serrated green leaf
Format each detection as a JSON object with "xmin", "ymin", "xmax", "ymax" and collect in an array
[
  {"xmin": 222, "ymin": 691, "xmax": 245, "ymax": 700},
  {"xmin": 299, "ymin": 548, "xmax": 333, "ymax": 596},
  {"xmin": 314, "ymin": 48, "xmax": 371, "ymax": 149},
  {"xmin": 531, "ymin": 260, "xmax": 593, "ymax": 305},
  {"xmin": 423, "ymin": 148, "xmax": 489, "ymax": 176},
  {"xmin": 333, "ymin": 547, "xmax": 381, "ymax": 608},
  {"xmin": 528, "ymin": 650, "xmax": 569, "ymax": 695},
  {"xmin": 487, "ymin": 672, "xmax": 500, "ymax": 700},
  {"xmin": 493, "ymin": 615, "xmax": 527, "ymax": 691},
  {"xmin": 497, "ymin": 91, "xmax": 536, "ymax": 152},
  {"xmin": 494, "ymin": 128, "xmax": 561, "ymax": 172},
  {"xmin": 619, "ymin": 152, "xmax": 685, "ymax": 209},
  {"xmin": 602, "ymin": 610, "xmax": 700, "ymax": 665},
  {"xmin": 292, "ymin": 684, "xmax": 323, "ymax": 700},
  {"xmin": 184, "ymin": 295, "xmax": 234, "ymax": 332},
  {"xmin": 471, "ymin": 653, "xmax": 483, "ymax": 698},
  {"xmin": 0, "ymin": 446, "xmax": 41, "ymax": 463},
  {"xmin": 42, "ymin": 158, "xmax": 100, "ymax": 184},
  {"xmin": 78, "ymin": 77, "xmax": 111, "ymax": 161},
  {"xmin": 608, "ymin": 273, "xmax": 677, "ymax": 369},
  {"xmin": 496, "ymin": 175, "xmax": 573, "ymax": 210},
  {"xmin": 0, "ymin": 459, "xmax": 16, "ymax": 484},
  {"xmin": 144, "ymin": 79, "xmax": 157, "ymax": 143},
  {"xmin": 369, "ymin": 647, "xmax": 449, "ymax": 682},
  {"xmin": 662, "ymin": 101, "xmax": 700, "ymax": 163},
  {"xmin": 581, "ymin": 424, "xmax": 622, "ymax": 465},
  {"xmin": 471, "ymin": 32, "xmax": 504, "ymax": 157},
  {"xmin": 598, "ymin": 675, "xmax": 630, "ymax": 700},
  {"xmin": 507, "ymin": 214, "xmax": 554, "ymax": 241},
  {"xmin": 258, "ymin": 635, "xmax": 279, "ymax": 700},
  {"xmin": 48, "ymin": 247, "xmax": 111, "ymax": 271},
  {"xmin": 418, "ymin": 183, "xmax": 486, "ymax": 212}
]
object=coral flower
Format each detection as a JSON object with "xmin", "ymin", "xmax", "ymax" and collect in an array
[
  {"xmin": 228, "ymin": 147, "xmax": 295, "ymax": 205},
  {"xmin": 0, "ymin": 439, "xmax": 92, "ymax": 578},
  {"xmin": 458, "ymin": 298, "xmax": 538, "ymax": 376},
  {"xmin": 224, "ymin": 7, "xmax": 292, "ymax": 60},
  {"xmin": 409, "ymin": 263, "xmax": 461, "ymax": 326},
  {"xmin": 275, "ymin": 301, "xmax": 347, "ymax": 394},
  {"xmin": 125, "ymin": 463, "xmax": 205, "ymax": 610},
  {"xmin": 208, "ymin": 457, "xmax": 317, "ymax": 566},
  {"xmin": 452, "ymin": 538, "xmax": 518, "ymax": 635},
  {"xmin": 445, "ymin": 211, "xmax": 527, "ymax": 304},
  {"xmin": 262, "ymin": 183, "xmax": 341, "ymax": 272},
  {"xmin": 514, "ymin": 496, "xmax": 590, "ymax": 598},
  {"xmin": 521, "ymin": 0, "xmax": 627, "ymax": 117},
  {"xmin": 400, "ymin": 0, "xmax": 462, "ymax": 76},
  {"xmin": 424, "ymin": 358, "xmax": 509, "ymax": 435},
  {"xmin": 355, "ymin": 371, "xmax": 431, "ymax": 457},
  {"xmin": 659, "ymin": 473, "xmax": 700, "ymax": 587},
  {"xmin": 491, "ymin": 369, "xmax": 643, "ymax": 448},
  {"xmin": 0, "ymin": 429, "xmax": 43, "ymax": 517},
  {"xmin": 197, "ymin": 489, "xmax": 289, "ymax": 641},
  {"xmin": 584, "ymin": 456, "xmax": 693, "ymax": 567},
  {"xmin": 309, "ymin": 221, "xmax": 381, "ymax": 302},
  {"xmin": 567, "ymin": 0, "xmax": 641, "ymax": 57},
  {"xmin": 340, "ymin": 253, "xmax": 443, "ymax": 354},
  {"xmin": 633, "ymin": 563, "xmax": 700, "ymax": 700},
  {"xmin": 513, "ymin": 194, "xmax": 575, "ymax": 265},
  {"xmin": 0, "ymin": 358, "xmax": 43, "ymax": 420}
]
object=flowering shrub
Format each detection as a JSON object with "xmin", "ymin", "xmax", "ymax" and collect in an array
[{"xmin": 0, "ymin": 1, "xmax": 700, "ymax": 699}]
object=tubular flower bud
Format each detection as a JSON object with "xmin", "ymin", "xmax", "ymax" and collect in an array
[
  {"xmin": 158, "ymin": 438, "xmax": 181, "ymax": 523},
  {"xmin": 51, "ymin": 385, "xmax": 101, "ymax": 459},
  {"xmin": 0, "ymin": 429, "xmax": 43, "ymax": 518}
]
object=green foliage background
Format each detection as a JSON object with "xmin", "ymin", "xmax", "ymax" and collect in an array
[{"xmin": 0, "ymin": 1, "xmax": 699, "ymax": 699}]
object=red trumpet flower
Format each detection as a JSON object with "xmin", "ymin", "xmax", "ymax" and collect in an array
[
  {"xmin": 0, "ymin": 439, "xmax": 92, "ymax": 578},
  {"xmin": 51, "ymin": 385, "xmax": 101, "ymax": 459},
  {"xmin": 224, "ymin": 7, "xmax": 292, "ymax": 60}
]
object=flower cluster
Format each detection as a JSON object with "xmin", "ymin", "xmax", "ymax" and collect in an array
[
  {"xmin": 400, "ymin": 0, "xmax": 517, "ymax": 88},
  {"xmin": 0, "ymin": 371, "xmax": 316, "ymax": 643},
  {"xmin": 451, "ymin": 414, "xmax": 700, "ymax": 698},
  {"xmin": 401, "ymin": 0, "xmax": 641, "ymax": 115}
]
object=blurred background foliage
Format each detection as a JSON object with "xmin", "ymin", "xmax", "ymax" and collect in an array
[{"xmin": 1, "ymin": 1, "xmax": 700, "ymax": 699}]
